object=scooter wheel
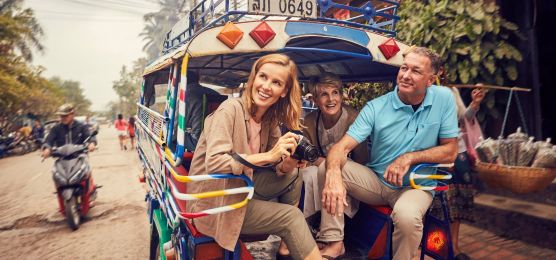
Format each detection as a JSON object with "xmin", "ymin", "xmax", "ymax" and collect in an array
[{"xmin": 64, "ymin": 197, "xmax": 81, "ymax": 230}]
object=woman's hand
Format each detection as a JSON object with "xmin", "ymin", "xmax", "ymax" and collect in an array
[
  {"xmin": 470, "ymin": 84, "xmax": 486, "ymax": 110},
  {"xmin": 266, "ymin": 132, "xmax": 299, "ymax": 163}
]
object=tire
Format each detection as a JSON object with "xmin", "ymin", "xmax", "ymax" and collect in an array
[
  {"xmin": 64, "ymin": 197, "xmax": 80, "ymax": 230},
  {"xmin": 149, "ymin": 225, "xmax": 160, "ymax": 260}
]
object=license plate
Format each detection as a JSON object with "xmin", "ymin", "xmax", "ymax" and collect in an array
[{"xmin": 248, "ymin": 0, "xmax": 317, "ymax": 19}]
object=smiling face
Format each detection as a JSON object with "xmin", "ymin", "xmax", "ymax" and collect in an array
[
  {"xmin": 251, "ymin": 63, "xmax": 289, "ymax": 115},
  {"xmin": 315, "ymin": 84, "xmax": 343, "ymax": 118},
  {"xmin": 396, "ymin": 52, "xmax": 436, "ymax": 103}
]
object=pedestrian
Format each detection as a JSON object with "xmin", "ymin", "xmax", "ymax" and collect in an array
[
  {"xmin": 114, "ymin": 114, "xmax": 128, "ymax": 150},
  {"xmin": 128, "ymin": 116, "xmax": 136, "ymax": 149},
  {"xmin": 31, "ymin": 119, "xmax": 45, "ymax": 142},
  {"xmin": 444, "ymin": 85, "xmax": 485, "ymax": 260}
]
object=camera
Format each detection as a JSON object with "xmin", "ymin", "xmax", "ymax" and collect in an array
[{"xmin": 291, "ymin": 134, "xmax": 319, "ymax": 163}]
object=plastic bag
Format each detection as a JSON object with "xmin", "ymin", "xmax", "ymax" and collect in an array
[
  {"xmin": 517, "ymin": 137, "xmax": 537, "ymax": 166},
  {"xmin": 499, "ymin": 127, "xmax": 529, "ymax": 166},
  {"xmin": 475, "ymin": 137, "xmax": 498, "ymax": 163},
  {"xmin": 532, "ymin": 138, "xmax": 555, "ymax": 168}
]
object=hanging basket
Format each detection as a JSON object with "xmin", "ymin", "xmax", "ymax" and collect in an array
[{"xmin": 475, "ymin": 162, "xmax": 556, "ymax": 194}]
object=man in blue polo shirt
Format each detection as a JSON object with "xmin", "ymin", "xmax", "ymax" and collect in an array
[{"xmin": 317, "ymin": 47, "xmax": 459, "ymax": 259}]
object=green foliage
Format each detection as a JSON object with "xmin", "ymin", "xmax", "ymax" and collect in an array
[
  {"xmin": 0, "ymin": 0, "xmax": 91, "ymax": 134},
  {"xmin": 49, "ymin": 77, "xmax": 92, "ymax": 115},
  {"xmin": 397, "ymin": 0, "xmax": 523, "ymax": 122},
  {"xmin": 343, "ymin": 82, "xmax": 393, "ymax": 110},
  {"xmin": 0, "ymin": 0, "xmax": 44, "ymax": 62},
  {"xmin": 0, "ymin": 56, "xmax": 64, "ymax": 133},
  {"xmin": 110, "ymin": 58, "xmax": 148, "ymax": 117},
  {"xmin": 141, "ymin": 0, "xmax": 188, "ymax": 61},
  {"xmin": 0, "ymin": 1, "xmax": 66, "ymax": 133}
]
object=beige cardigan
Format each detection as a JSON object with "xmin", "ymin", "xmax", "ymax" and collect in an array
[
  {"xmin": 186, "ymin": 97, "xmax": 285, "ymax": 251},
  {"xmin": 302, "ymin": 105, "xmax": 368, "ymax": 165}
]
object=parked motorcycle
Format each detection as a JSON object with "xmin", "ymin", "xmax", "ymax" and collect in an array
[
  {"xmin": 0, "ymin": 132, "xmax": 30, "ymax": 157},
  {"xmin": 49, "ymin": 130, "xmax": 100, "ymax": 230}
]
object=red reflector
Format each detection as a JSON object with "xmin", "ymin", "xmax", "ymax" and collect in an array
[
  {"xmin": 426, "ymin": 228, "xmax": 447, "ymax": 255},
  {"xmin": 378, "ymin": 37, "xmax": 400, "ymax": 60},
  {"xmin": 249, "ymin": 21, "xmax": 276, "ymax": 48}
]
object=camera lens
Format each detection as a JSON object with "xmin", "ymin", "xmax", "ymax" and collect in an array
[
  {"xmin": 301, "ymin": 145, "xmax": 319, "ymax": 162},
  {"xmin": 293, "ymin": 136, "xmax": 319, "ymax": 163}
]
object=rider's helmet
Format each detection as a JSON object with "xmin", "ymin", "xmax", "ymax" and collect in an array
[{"xmin": 55, "ymin": 104, "xmax": 75, "ymax": 116}]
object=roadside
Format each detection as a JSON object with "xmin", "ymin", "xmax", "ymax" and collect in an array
[{"xmin": 0, "ymin": 125, "xmax": 149, "ymax": 259}]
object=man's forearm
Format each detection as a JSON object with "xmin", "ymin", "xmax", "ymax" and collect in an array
[
  {"xmin": 405, "ymin": 139, "xmax": 458, "ymax": 165},
  {"xmin": 325, "ymin": 144, "xmax": 349, "ymax": 175}
]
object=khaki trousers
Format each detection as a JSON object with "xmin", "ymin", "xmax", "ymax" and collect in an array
[
  {"xmin": 240, "ymin": 169, "xmax": 316, "ymax": 260},
  {"xmin": 317, "ymin": 161, "xmax": 433, "ymax": 260}
]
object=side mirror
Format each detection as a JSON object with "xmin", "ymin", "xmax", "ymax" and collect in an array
[{"xmin": 91, "ymin": 130, "xmax": 99, "ymax": 136}]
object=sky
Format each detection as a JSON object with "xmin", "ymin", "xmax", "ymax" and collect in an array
[{"xmin": 24, "ymin": 0, "xmax": 160, "ymax": 111}]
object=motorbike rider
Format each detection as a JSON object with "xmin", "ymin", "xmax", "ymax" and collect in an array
[{"xmin": 42, "ymin": 104, "xmax": 96, "ymax": 158}]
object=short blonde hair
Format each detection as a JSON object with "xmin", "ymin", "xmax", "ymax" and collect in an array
[
  {"xmin": 242, "ymin": 54, "xmax": 302, "ymax": 131},
  {"xmin": 310, "ymin": 72, "xmax": 343, "ymax": 97}
]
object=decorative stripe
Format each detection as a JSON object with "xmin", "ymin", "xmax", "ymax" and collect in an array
[
  {"xmin": 412, "ymin": 174, "xmax": 452, "ymax": 180},
  {"xmin": 178, "ymin": 115, "xmax": 185, "ymax": 128},
  {"xmin": 177, "ymin": 54, "xmax": 190, "ymax": 150},
  {"xmin": 161, "ymin": 159, "xmax": 254, "ymax": 219},
  {"xmin": 409, "ymin": 163, "xmax": 453, "ymax": 191}
]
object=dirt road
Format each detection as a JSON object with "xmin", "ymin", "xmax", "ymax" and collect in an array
[{"xmin": 0, "ymin": 125, "xmax": 149, "ymax": 259}]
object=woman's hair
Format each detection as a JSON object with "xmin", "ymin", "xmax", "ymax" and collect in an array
[
  {"xmin": 310, "ymin": 72, "xmax": 343, "ymax": 97},
  {"xmin": 128, "ymin": 117, "xmax": 135, "ymax": 125},
  {"xmin": 450, "ymin": 87, "xmax": 466, "ymax": 120},
  {"xmin": 117, "ymin": 114, "xmax": 123, "ymax": 120},
  {"xmin": 242, "ymin": 54, "xmax": 302, "ymax": 131}
]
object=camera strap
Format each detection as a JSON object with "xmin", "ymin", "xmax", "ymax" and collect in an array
[
  {"xmin": 316, "ymin": 109, "xmax": 354, "ymax": 160},
  {"xmin": 232, "ymin": 153, "xmax": 277, "ymax": 171},
  {"xmin": 315, "ymin": 110, "xmax": 327, "ymax": 157}
]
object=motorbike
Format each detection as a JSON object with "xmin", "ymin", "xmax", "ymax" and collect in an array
[
  {"xmin": 0, "ymin": 132, "xmax": 30, "ymax": 157},
  {"xmin": 49, "ymin": 130, "xmax": 100, "ymax": 230}
]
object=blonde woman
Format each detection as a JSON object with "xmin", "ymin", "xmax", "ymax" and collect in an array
[{"xmin": 186, "ymin": 54, "xmax": 322, "ymax": 260}]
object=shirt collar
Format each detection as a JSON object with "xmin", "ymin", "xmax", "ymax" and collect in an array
[
  {"xmin": 392, "ymin": 85, "xmax": 435, "ymax": 110},
  {"xmin": 237, "ymin": 97, "xmax": 252, "ymax": 122}
]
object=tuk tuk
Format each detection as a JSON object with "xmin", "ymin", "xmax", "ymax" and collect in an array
[{"xmin": 136, "ymin": 0, "xmax": 455, "ymax": 259}]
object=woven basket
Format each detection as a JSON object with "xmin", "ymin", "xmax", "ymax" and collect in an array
[{"xmin": 475, "ymin": 162, "xmax": 556, "ymax": 194}]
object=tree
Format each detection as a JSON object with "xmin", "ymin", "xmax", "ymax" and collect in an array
[
  {"xmin": 0, "ymin": 56, "xmax": 63, "ymax": 133},
  {"xmin": 112, "ymin": 58, "xmax": 148, "ymax": 116},
  {"xmin": 140, "ymin": 0, "xmax": 188, "ymax": 60},
  {"xmin": 396, "ymin": 0, "xmax": 523, "ymax": 122},
  {"xmin": 49, "ymin": 77, "xmax": 92, "ymax": 115},
  {"xmin": 0, "ymin": 0, "xmax": 44, "ymax": 62}
]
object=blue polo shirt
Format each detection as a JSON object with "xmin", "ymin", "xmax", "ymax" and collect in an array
[{"xmin": 347, "ymin": 85, "xmax": 459, "ymax": 189}]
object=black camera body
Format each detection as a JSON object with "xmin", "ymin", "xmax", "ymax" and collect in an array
[{"xmin": 291, "ymin": 134, "xmax": 319, "ymax": 163}]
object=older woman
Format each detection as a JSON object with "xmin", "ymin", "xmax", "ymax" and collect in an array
[
  {"xmin": 186, "ymin": 54, "xmax": 321, "ymax": 260},
  {"xmin": 301, "ymin": 73, "xmax": 367, "ymax": 218}
]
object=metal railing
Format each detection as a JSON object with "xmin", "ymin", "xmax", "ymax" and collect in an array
[
  {"xmin": 137, "ymin": 103, "xmax": 169, "ymax": 145},
  {"xmin": 162, "ymin": 0, "xmax": 400, "ymax": 54}
]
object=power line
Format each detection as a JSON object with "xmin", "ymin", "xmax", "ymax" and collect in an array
[
  {"xmin": 57, "ymin": 0, "xmax": 156, "ymax": 15},
  {"xmin": 34, "ymin": 8, "xmax": 137, "ymax": 17}
]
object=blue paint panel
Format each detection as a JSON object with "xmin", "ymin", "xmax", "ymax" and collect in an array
[{"xmin": 285, "ymin": 22, "xmax": 370, "ymax": 47}]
